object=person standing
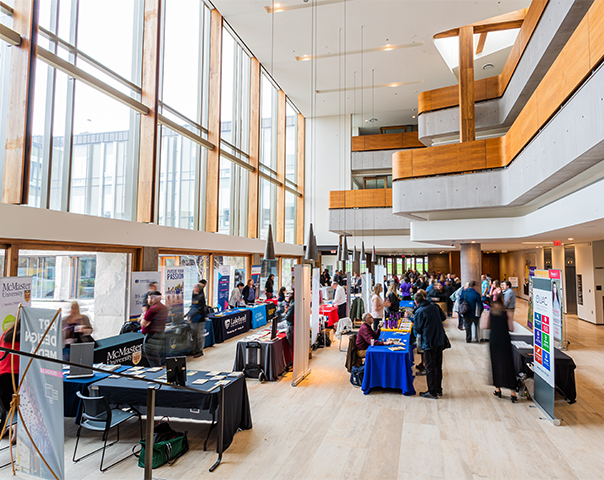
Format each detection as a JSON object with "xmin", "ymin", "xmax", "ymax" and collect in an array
[
  {"xmin": 385, "ymin": 282, "xmax": 400, "ymax": 318},
  {"xmin": 370, "ymin": 284, "xmax": 390, "ymax": 331},
  {"xmin": 502, "ymin": 280, "xmax": 516, "ymax": 320},
  {"xmin": 141, "ymin": 291, "xmax": 168, "ymax": 367},
  {"xmin": 481, "ymin": 275, "xmax": 490, "ymax": 304},
  {"xmin": 400, "ymin": 277, "xmax": 412, "ymax": 301},
  {"xmin": 62, "ymin": 301, "xmax": 94, "ymax": 361},
  {"xmin": 186, "ymin": 281, "xmax": 207, "ymax": 358},
  {"xmin": 332, "ymin": 281, "xmax": 347, "ymax": 319},
  {"xmin": 242, "ymin": 279, "xmax": 256, "ymax": 304},
  {"xmin": 229, "ymin": 282, "xmax": 244, "ymax": 308},
  {"xmin": 142, "ymin": 281, "xmax": 158, "ymax": 314},
  {"xmin": 264, "ymin": 274, "xmax": 275, "ymax": 299},
  {"xmin": 413, "ymin": 289, "xmax": 446, "ymax": 399},
  {"xmin": 488, "ymin": 298, "xmax": 518, "ymax": 402},
  {"xmin": 284, "ymin": 293, "xmax": 295, "ymax": 351},
  {"xmin": 460, "ymin": 281, "xmax": 483, "ymax": 343}
]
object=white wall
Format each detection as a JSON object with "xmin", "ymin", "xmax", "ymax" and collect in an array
[
  {"xmin": 575, "ymin": 242, "xmax": 597, "ymax": 324},
  {"xmin": 593, "ymin": 240, "xmax": 604, "ymax": 325},
  {"xmin": 551, "ymin": 245, "xmax": 567, "ymax": 313},
  {"xmin": 305, "ymin": 114, "xmax": 351, "ymax": 247},
  {"xmin": 499, "ymin": 249, "xmax": 543, "ymax": 301}
]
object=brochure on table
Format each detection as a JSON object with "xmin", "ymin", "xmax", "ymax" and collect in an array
[{"xmin": 532, "ymin": 276, "xmax": 557, "ymax": 423}]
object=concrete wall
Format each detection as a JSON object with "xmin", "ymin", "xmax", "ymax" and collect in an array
[
  {"xmin": 351, "ymin": 149, "xmax": 398, "ymax": 172},
  {"xmin": 576, "ymin": 242, "xmax": 598, "ymax": 324},
  {"xmin": 418, "ymin": 0, "xmax": 593, "ymax": 145},
  {"xmin": 329, "ymin": 207, "xmax": 411, "ymax": 236},
  {"xmin": 499, "ymin": 249, "xmax": 543, "ymax": 301},
  {"xmin": 594, "ymin": 240, "xmax": 604, "ymax": 325}
]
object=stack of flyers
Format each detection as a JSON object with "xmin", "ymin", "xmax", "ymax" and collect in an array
[
  {"xmin": 211, "ymin": 375, "xmax": 226, "ymax": 381},
  {"xmin": 193, "ymin": 379, "xmax": 208, "ymax": 385},
  {"xmin": 207, "ymin": 371, "xmax": 222, "ymax": 377},
  {"xmin": 227, "ymin": 372, "xmax": 244, "ymax": 378},
  {"xmin": 147, "ymin": 367, "xmax": 163, "ymax": 372},
  {"xmin": 187, "ymin": 371, "xmax": 198, "ymax": 376}
]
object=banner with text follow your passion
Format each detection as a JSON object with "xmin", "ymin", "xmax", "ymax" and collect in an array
[
  {"xmin": 18, "ymin": 306, "xmax": 65, "ymax": 480},
  {"xmin": 532, "ymin": 277, "xmax": 556, "ymax": 422}
]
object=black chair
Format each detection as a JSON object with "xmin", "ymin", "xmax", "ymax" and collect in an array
[{"xmin": 73, "ymin": 392, "xmax": 142, "ymax": 472}]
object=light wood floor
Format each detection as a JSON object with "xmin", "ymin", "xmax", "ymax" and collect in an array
[{"xmin": 4, "ymin": 299, "xmax": 604, "ymax": 479}]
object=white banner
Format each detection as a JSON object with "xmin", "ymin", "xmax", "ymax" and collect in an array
[
  {"xmin": 18, "ymin": 306, "xmax": 64, "ymax": 480},
  {"xmin": 130, "ymin": 272, "xmax": 161, "ymax": 319},
  {"xmin": 311, "ymin": 269, "xmax": 320, "ymax": 344},
  {"xmin": 1, "ymin": 276, "xmax": 32, "ymax": 333},
  {"xmin": 164, "ymin": 267, "xmax": 185, "ymax": 324}
]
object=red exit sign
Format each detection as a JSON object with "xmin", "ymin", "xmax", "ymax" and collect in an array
[{"xmin": 553, "ymin": 240, "xmax": 562, "ymax": 246}]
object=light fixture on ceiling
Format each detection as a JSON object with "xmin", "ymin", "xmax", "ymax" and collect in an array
[
  {"xmin": 482, "ymin": 63, "xmax": 494, "ymax": 70},
  {"xmin": 471, "ymin": 241, "xmax": 476, "ymax": 244},
  {"xmin": 412, "ymin": 115, "xmax": 416, "ymax": 118},
  {"xmin": 568, "ymin": 237, "xmax": 574, "ymax": 241}
]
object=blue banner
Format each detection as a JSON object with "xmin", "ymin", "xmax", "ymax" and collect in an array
[{"xmin": 217, "ymin": 266, "xmax": 230, "ymax": 311}]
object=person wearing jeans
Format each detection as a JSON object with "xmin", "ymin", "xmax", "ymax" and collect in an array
[
  {"xmin": 413, "ymin": 289, "xmax": 446, "ymax": 399},
  {"xmin": 187, "ymin": 280, "xmax": 207, "ymax": 358},
  {"xmin": 460, "ymin": 281, "xmax": 483, "ymax": 343}
]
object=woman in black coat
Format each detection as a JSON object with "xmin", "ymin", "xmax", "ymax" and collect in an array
[
  {"xmin": 489, "ymin": 298, "xmax": 518, "ymax": 402},
  {"xmin": 264, "ymin": 274, "xmax": 275, "ymax": 299}
]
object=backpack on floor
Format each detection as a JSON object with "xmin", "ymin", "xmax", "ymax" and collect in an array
[{"xmin": 350, "ymin": 364, "xmax": 364, "ymax": 387}]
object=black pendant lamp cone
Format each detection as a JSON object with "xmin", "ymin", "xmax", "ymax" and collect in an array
[
  {"xmin": 371, "ymin": 246, "xmax": 377, "ymax": 263},
  {"xmin": 361, "ymin": 241, "xmax": 366, "ymax": 261},
  {"xmin": 264, "ymin": 224, "xmax": 276, "ymax": 260},
  {"xmin": 342, "ymin": 236, "xmax": 350, "ymax": 261},
  {"xmin": 336, "ymin": 236, "xmax": 342, "ymax": 261},
  {"xmin": 305, "ymin": 223, "xmax": 319, "ymax": 262},
  {"xmin": 353, "ymin": 246, "xmax": 359, "ymax": 263}
]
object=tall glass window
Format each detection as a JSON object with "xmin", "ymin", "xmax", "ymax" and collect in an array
[
  {"xmin": 0, "ymin": 5, "xmax": 13, "ymax": 194},
  {"xmin": 260, "ymin": 73, "xmax": 278, "ymax": 169},
  {"xmin": 285, "ymin": 102, "xmax": 297, "ymax": 183},
  {"xmin": 259, "ymin": 178, "xmax": 277, "ymax": 241},
  {"xmin": 285, "ymin": 191, "xmax": 296, "ymax": 244},
  {"xmin": 281, "ymin": 258, "xmax": 296, "ymax": 291}
]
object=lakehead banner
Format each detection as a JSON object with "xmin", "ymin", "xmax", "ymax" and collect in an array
[
  {"xmin": 1, "ymin": 276, "xmax": 32, "ymax": 333},
  {"xmin": 164, "ymin": 266, "xmax": 185, "ymax": 324},
  {"xmin": 130, "ymin": 271, "xmax": 161, "ymax": 319},
  {"xmin": 18, "ymin": 306, "xmax": 65, "ymax": 480},
  {"xmin": 251, "ymin": 265, "xmax": 261, "ymax": 300},
  {"xmin": 217, "ymin": 266, "xmax": 230, "ymax": 311}
]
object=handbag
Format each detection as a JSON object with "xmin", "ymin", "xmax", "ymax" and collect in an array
[
  {"xmin": 458, "ymin": 300, "xmax": 471, "ymax": 316},
  {"xmin": 135, "ymin": 418, "xmax": 189, "ymax": 468},
  {"xmin": 443, "ymin": 334, "xmax": 452, "ymax": 350}
]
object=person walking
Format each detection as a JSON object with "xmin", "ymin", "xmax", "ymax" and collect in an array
[
  {"xmin": 413, "ymin": 289, "xmax": 446, "ymax": 399},
  {"xmin": 460, "ymin": 281, "xmax": 483, "ymax": 343},
  {"xmin": 141, "ymin": 291, "xmax": 168, "ymax": 367},
  {"xmin": 488, "ymin": 298, "xmax": 518, "ymax": 402},
  {"xmin": 502, "ymin": 280, "xmax": 516, "ymax": 320},
  {"xmin": 187, "ymin": 281, "xmax": 207, "ymax": 358}
]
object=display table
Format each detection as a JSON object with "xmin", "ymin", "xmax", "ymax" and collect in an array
[
  {"xmin": 361, "ymin": 331, "xmax": 416, "ymax": 396},
  {"xmin": 63, "ymin": 366, "xmax": 129, "ymax": 422},
  {"xmin": 207, "ymin": 309, "xmax": 252, "ymax": 343},
  {"xmin": 400, "ymin": 300, "xmax": 415, "ymax": 309},
  {"xmin": 265, "ymin": 302, "xmax": 277, "ymax": 321},
  {"xmin": 94, "ymin": 332, "xmax": 144, "ymax": 365},
  {"xmin": 511, "ymin": 334, "xmax": 577, "ymax": 403},
  {"xmin": 91, "ymin": 369, "xmax": 252, "ymax": 452},
  {"xmin": 248, "ymin": 304, "xmax": 268, "ymax": 329},
  {"xmin": 233, "ymin": 333, "xmax": 288, "ymax": 381},
  {"xmin": 319, "ymin": 305, "xmax": 339, "ymax": 327},
  {"xmin": 263, "ymin": 298, "xmax": 278, "ymax": 306}
]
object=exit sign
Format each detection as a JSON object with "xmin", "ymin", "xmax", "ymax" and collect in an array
[{"xmin": 553, "ymin": 240, "xmax": 562, "ymax": 246}]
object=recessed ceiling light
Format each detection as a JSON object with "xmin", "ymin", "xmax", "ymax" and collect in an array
[
  {"xmin": 390, "ymin": 83, "xmax": 397, "ymax": 87},
  {"xmin": 482, "ymin": 63, "xmax": 494, "ymax": 70},
  {"xmin": 412, "ymin": 115, "xmax": 416, "ymax": 118},
  {"xmin": 568, "ymin": 237, "xmax": 574, "ymax": 241},
  {"xmin": 274, "ymin": 2, "xmax": 280, "ymax": 6},
  {"xmin": 471, "ymin": 241, "xmax": 476, "ymax": 244}
]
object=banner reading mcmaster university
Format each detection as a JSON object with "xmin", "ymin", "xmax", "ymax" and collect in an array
[
  {"xmin": 18, "ymin": 306, "xmax": 65, "ymax": 480},
  {"xmin": 0, "ymin": 276, "xmax": 32, "ymax": 333}
]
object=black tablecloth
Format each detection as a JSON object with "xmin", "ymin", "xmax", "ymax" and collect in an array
[
  {"xmin": 94, "ymin": 333, "xmax": 145, "ymax": 365},
  {"xmin": 511, "ymin": 334, "xmax": 577, "ymax": 403},
  {"xmin": 91, "ymin": 369, "xmax": 252, "ymax": 452},
  {"xmin": 208, "ymin": 309, "xmax": 252, "ymax": 343},
  {"xmin": 233, "ymin": 336, "xmax": 287, "ymax": 381}
]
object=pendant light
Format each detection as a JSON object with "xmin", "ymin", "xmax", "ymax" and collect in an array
[
  {"xmin": 353, "ymin": 246, "xmax": 359, "ymax": 263},
  {"xmin": 305, "ymin": 223, "xmax": 319, "ymax": 262},
  {"xmin": 371, "ymin": 245, "xmax": 377, "ymax": 263},
  {"xmin": 265, "ymin": 224, "xmax": 276, "ymax": 260},
  {"xmin": 342, "ymin": 236, "xmax": 350, "ymax": 261},
  {"xmin": 336, "ymin": 236, "xmax": 342, "ymax": 260}
]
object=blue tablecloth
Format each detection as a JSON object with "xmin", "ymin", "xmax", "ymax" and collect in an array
[
  {"xmin": 248, "ymin": 304, "xmax": 268, "ymax": 329},
  {"xmin": 361, "ymin": 331, "xmax": 415, "ymax": 395},
  {"xmin": 63, "ymin": 365, "xmax": 128, "ymax": 422},
  {"xmin": 400, "ymin": 300, "xmax": 415, "ymax": 309}
]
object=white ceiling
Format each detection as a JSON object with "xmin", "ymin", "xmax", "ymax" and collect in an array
[{"xmin": 211, "ymin": 0, "xmax": 530, "ymax": 128}]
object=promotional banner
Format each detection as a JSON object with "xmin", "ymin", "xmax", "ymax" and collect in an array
[
  {"xmin": 164, "ymin": 267, "xmax": 185, "ymax": 324},
  {"xmin": 251, "ymin": 265, "xmax": 261, "ymax": 300},
  {"xmin": 217, "ymin": 265, "xmax": 230, "ymax": 311},
  {"xmin": 532, "ymin": 277, "xmax": 556, "ymax": 421},
  {"xmin": 1, "ymin": 276, "xmax": 32, "ymax": 333},
  {"xmin": 311, "ymin": 268, "xmax": 320, "ymax": 344},
  {"xmin": 18, "ymin": 306, "xmax": 64, "ymax": 480},
  {"xmin": 549, "ymin": 270, "xmax": 564, "ymax": 346},
  {"xmin": 130, "ymin": 272, "xmax": 161, "ymax": 319}
]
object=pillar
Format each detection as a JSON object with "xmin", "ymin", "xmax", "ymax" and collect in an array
[{"xmin": 460, "ymin": 243, "xmax": 482, "ymax": 291}]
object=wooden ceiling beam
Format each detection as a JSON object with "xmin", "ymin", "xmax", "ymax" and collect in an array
[{"xmin": 434, "ymin": 8, "xmax": 527, "ymax": 39}]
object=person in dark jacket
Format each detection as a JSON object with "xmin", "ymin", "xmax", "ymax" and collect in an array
[
  {"xmin": 413, "ymin": 289, "xmax": 446, "ymax": 399},
  {"xmin": 264, "ymin": 274, "xmax": 275, "ymax": 299},
  {"xmin": 242, "ymin": 279, "xmax": 256, "ymax": 304},
  {"xmin": 284, "ymin": 293, "xmax": 295, "ymax": 351},
  {"xmin": 460, "ymin": 281, "xmax": 484, "ymax": 343},
  {"xmin": 186, "ymin": 280, "xmax": 207, "ymax": 358},
  {"xmin": 385, "ymin": 282, "xmax": 400, "ymax": 317},
  {"xmin": 443, "ymin": 280, "xmax": 454, "ymax": 318}
]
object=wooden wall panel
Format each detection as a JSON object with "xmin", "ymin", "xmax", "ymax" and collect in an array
[
  {"xmin": 351, "ymin": 132, "xmax": 425, "ymax": 152},
  {"xmin": 589, "ymin": 0, "xmax": 604, "ymax": 68},
  {"xmin": 417, "ymin": 0, "xmax": 548, "ymax": 115},
  {"xmin": 458, "ymin": 26, "xmax": 475, "ymax": 142},
  {"xmin": 351, "ymin": 136, "xmax": 365, "ymax": 151},
  {"xmin": 328, "ymin": 189, "xmax": 392, "ymax": 209},
  {"xmin": 136, "ymin": 0, "xmax": 161, "ymax": 223},
  {"xmin": 2, "ymin": 0, "xmax": 37, "ymax": 204},
  {"xmin": 276, "ymin": 90, "xmax": 286, "ymax": 243},
  {"xmin": 392, "ymin": 150, "xmax": 413, "ymax": 179},
  {"xmin": 247, "ymin": 58, "xmax": 261, "ymax": 238},
  {"xmin": 296, "ymin": 113, "xmax": 305, "ymax": 245},
  {"xmin": 205, "ymin": 8, "xmax": 222, "ymax": 233}
]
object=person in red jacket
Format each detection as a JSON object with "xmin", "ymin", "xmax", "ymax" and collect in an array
[
  {"xmin": 0, "ymin": 321, "xmax": 20, "ymax": 436},
  {"xmin": 355, "ymin": 313, "xmax": 393, "ymax": 358}
]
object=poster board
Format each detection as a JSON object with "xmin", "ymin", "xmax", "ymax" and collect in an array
[
  {"xmin": 292, "ymin": 264, "xmax": 311, "ymax": 386},
  {"xmin": 217, "ymin": 265, "xmax": 230, "ymax": 311},
  {"xmin": 18, "ymin": 306, "xmax": 65, "ymax": 480},
  {"xmin": 311, "ymin": 268, "xmax": 320, "ymax": 345},
  {"xmin": 130, "ymin": 272, "xmax": 161, "ymax": 319},
  {"xmin": 1, "ymin": 276, "xmax": 32, "ymax": 332},
  {"xmin": 532, "ymin": 277, "xmax": 557, "ymax": 423},
  {"xmin": 164, "ymin": 266, "xmax": 185, "ymax": 324},
  {"xmin": 251, "ymin": 265, "xmax": 261, "ymax": 300},
  {"xmin": 508, "ymin": 277, "xmax": 519, "ymax": 288}
]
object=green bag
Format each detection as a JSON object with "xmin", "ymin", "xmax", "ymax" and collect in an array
[{"xmin": 135, "ymin": 419, "xmax": 189, "ymax": 469}]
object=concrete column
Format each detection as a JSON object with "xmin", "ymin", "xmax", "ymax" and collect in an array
[
  {"xmin": 93, "ymin": 253, "xmax": 129, "ymax": 339},
  {"xmin": 460, "ymin": 243, "xmax": 482, "ymax": 290}
]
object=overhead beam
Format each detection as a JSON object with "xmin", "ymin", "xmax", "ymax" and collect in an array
[
  {"xmin": 2, "ymin": 0, "xmax": 37, "ymax": 205},
  {"xmin": 434, "ymin": 8, "xmax": 527, "ymax": 39},
  {"xmin": 458, "ymin": 25, "xmax": 475, "ymax": 142},
  {"xmin": 136, "ymin": 0, "xmax": 161, "ymax": 223},
  {"xmin": 205, "ymin": 8, "xmax": 223, "ymax": 233},
  {"xmin": 476, "ymin": 32, "xmax": 487, "ymax": 55}
]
